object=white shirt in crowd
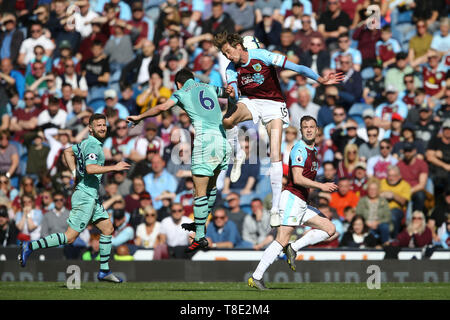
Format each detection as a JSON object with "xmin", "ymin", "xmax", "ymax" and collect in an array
[
  {"xmin": 159, "ymin": 216, "xmax": 193, "ymax": 247},
  {"xmin": 19, "ymin": 35, "xmax": 55, "ymax": 65},
  {"xmin": 136, "ymin": 221, "xmax": 161, "ymax": 248}
]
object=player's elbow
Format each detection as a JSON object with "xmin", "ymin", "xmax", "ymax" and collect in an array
[
  {"xmin": 223, "ymin": 117, "xmax": 234, "ymax": 129},
  {"xmin": 85, "ymin": 164, "xmax": 95, "ymax": 175}
]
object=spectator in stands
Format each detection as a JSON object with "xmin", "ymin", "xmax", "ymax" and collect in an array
[
  {"xmin": 425, "ymin": 119, "xmax": 450, "ymax": 195},
  {"xmin": 351, "ymin": 161, "xmax": 369, "ymax": 198},
  {"xmin": 222, "ymin": 139, "xmax": 260, "ymax": 197},
  {"xmin": 40, "ymin": 192, "xmax": 69, "ymax": 237},
  {"xmin": 355, "ymin": 178, "xmax": 392, "ymax": 244},
  {"xmin": 134, "ymin": 206, "xmax": 161, "ymax": 249},
  {"xmin": 384, "ymin": 52, "xmax": 414, "ymax": 94},
  {"xmin": 289, "ymin": 87, "xmax": 320, "ymax": 128},
  {"xmin": 194, "ymin": 53, "xmax": 222, "ymax": 87},
  {"xmin": 157, "ymin": 202, "xmax": 193, "ymax": 259},
  {"xmin": 104, "ymin": 19, "xmax": 137, "ymax": 86},
  {"xmin": 124, "ymin": 177, "xmax": 147, "ymax": 214},
  {"xmin": 0, "ymin": 173, "xmax": 18, "ymax": 202},
  {"xmin": 284, "ymin": 1, "xmax": 317, "ymax": 33},
  {"xmin": 0, "ymin": 130, "xmax": 19, "ymax": 181},
  {"xmin": 367, "ymin": 139, "xmax": 398, "ymax": 180},
  {"xmin": 331, "ymin": 32, "xmax": 362, "ymax": 72},
  {"xmin": 206, "ymin": 207, "xmax": 251, "ymax": 249},
  {"xmin": 25, "ymin": 60, "xmax": 48, "ymax": 93},
  {"xmin": 408, "ymin": 19, "xmax": 433, "ymax": 66},
  {"xmin": 324, "ymin": 105, "xmax": 346, "ymax": 145},
  {"xmin": 341, "ymin": 205, "xmax": 356, "ymax": 231},
  {"xmin": 0, "ymin": 14, "xmax": 24, "ymax": 68},
  {"xmin": 225, "ymin": 0, "xmax": 256, "ymax": 34},
  {"xmin": 391, "ymin": 211, "xmax": 432, "ymax": 248},
  {"xmin": 392, "ymin": 123, "xmax": 426, "ymax": 159},
  {"xmin": 224, "ymin": 192, "xmax": 247, "ymax": 236},
  {"xmin": 336, "ymin": 143, "xmax": 360, "ymax": 179},
  {"xmin": 136, "ymin": 67, "xmax": 172, "ymax": 114},
  {"xmin": 397, "ymin": 143, "xmax": 429, "ymax": 212},
  {"xmin": 331, "ymin": 118, "xmax": 365, "ymax": 157},
  {"xmin": 296, "ymin": 16, "xmax": 323, "ymax": 52},
  {"xmin": 1, "ymin": 58, "xmax": 25, "ymax": 99},
  {"xmin": 143, "ymin": 154, "xmax": 177, "ymax": 210},
  {"xmin": 202, "ymin": 1, "xmax": 236, "ymax": 36},
  {"xmin": 380, "ymin": 165, "xmax": 411, "ymax": 238},
  {"xmin": 15, "ymin": 194, "xmax": 43, "ymax": 241},
  {"xmin": 329, "ymin": 177, "xmax": 359, "ymax": 219},
  {"xmin": 375, "ymin": 25, "xmax": 401, "ymax": 69},
  {"xmin": 316, "ymin": 161, "xmax": 339, "ymax": 185},
  {"xmin": 129, "ymin": 190, "xmax": 154, "ymax": 227},
  {"xmin": 359, "ymin": 126, "xmax": 380, "ymax": 162},
  {"xmin": 38, "ymin": 95, "xmax": 67, "ymax": 129},
  {"xmin": 96, "ymin": 89, "xmax": 129, "ymax": 120},
  {"xmin": 242, "ymin": 198, "xmax": 272, "ymax": 250},
  {"xmin": 430, "ymin": 17, "xmax": 449, "ymax": 55},
  {"xmin": 356, "ymin": 109, "xmax": 384, "ymax": 143},
  {"xmin": 427, "ymin": 187, "xmax": 450, "ymax": 246},
  {"xmin": 254, "ymin": 8, "xmax": 282, "ymax": 49},
  {"xmin": 414, "ymin": 105, "xmax": 440, "ymax": 149},
  {"xmin": 17, "ymin": 21, "xmax": 55, "ymax": 68},
  {"xmin": 274, "ymin": 28, "xmax": 302, "ymax": 64},
  {"xmin": 111, "ymin": 208, "xmax": 134, "ymax": 247},
  {"xmin": 10, "ymin": 90, "xmax": 40, "ymax": 142},
  {"xmin": 316, "ymin": 83, "xmax": 339, "ymax": 128},
  {"xmin": 317, "ymin": 0, "xmax": 351, "ymax": 49},
  {"xmin": 55, "ymin": 58, "xmax": 88, "ymax": 99},
  {"xmin": 0, "ymin": 204, "xmax": 18, "ymax": 247},
  {"xmin": 339, "ymin": 214, "xmax": 379, "ymax": 248},
  {"xmin": 336, "ymin": 54, "xmax": 363, "ymax": 107},
  {"xmin": 102, "ymin": 119, "xmax": 131, "ymax": 161},
  {"xmin": 12, "ymin": 176, "xmax": 39, "ymax": 212},
  {"xmin": 82, "ymin": 41, "xmax": 110, "ymax": 104},
  {"xmin": 44, "ymin": 128, "xmax": 71, "ymax": 175}
]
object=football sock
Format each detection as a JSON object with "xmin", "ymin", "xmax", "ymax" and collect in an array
[
  {"xmin": 270, "ymin": 161, "xmax": 283, "ymax": 212},
  {"xmin": 30, "ymin": 232, "xmax": 67, "ymax": 250},
  {"xmin": 252, "ymin": 241, "xmax": 283, "ymax": 280},
  {"xmin": 194, "ymin": 196, "xmax": 209, "ymax": 241},
  {"xmin": 226, "ymin": 126, "xmax": 243, "ymax": 161},
  {"xmin": 291, "ymin": 229, "xmax": 330, "ymax": 252},
  {"xmin": 99, "ymin": 234, "xmax": 112, "ymax": 272},
  {"xmin": 207, "ymin": 188, "xmax": 217, "ymax": 215}
]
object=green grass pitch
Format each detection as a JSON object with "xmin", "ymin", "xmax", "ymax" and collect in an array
[{"xmin": 1, "ymin": 282, "xmax": 449, "ymax": 300}]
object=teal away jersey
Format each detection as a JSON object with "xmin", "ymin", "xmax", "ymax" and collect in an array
[
  {"xmin": 169, "ymin": 79, "xmax": 227, "ymax": 136},
  {"xmin": 72, "ymin": 135, "xmax": 105, "ymax": 198}
]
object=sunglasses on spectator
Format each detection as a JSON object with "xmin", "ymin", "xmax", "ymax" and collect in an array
[
  {"xmin": 334, "ymin": 113, "xmax": 345, "ymax": 116},
  {"xmin": 214, "ymin": 216, "xmax": 226, "ymax": 220},
  {"xmin": 146, "ymin": 213, "xmax": 156, "ymax": 217},
  {"xmin": 54, "ymin": 198, "xmax": 64, "ymax": 202},
  {"xmin": 117, "ymin": 126, "xmax": 127, "ymax": 130},
  {"xmin": 347, "ymin": 151, "xmax": 357, "ymax": 154},
  {"xmin": 302, "ymin": 20, "xmax": 311, "ymax": 23},
  {"xmin": 347, "ymin": 127, "xmax": 357, "ymax": 130},
  {"xmin": 65, "ymin": 64, "xmax": 74, "ymax": 68},
  {"xmin": 172, "ymin": 209, "xmax": 183, "ymax": 213},
  {"xmin": 146, "ymin": 128, "xmax": 157, "ymax": 132},
  {"xmin": 31, "ymin": 29, "xmax": 41, "ymax": 33},
  {"xmin": 328, "ymin": 1, "xmax": 338, "ymax": 4},
  {"xmin": 340, "ymin": 61, "xmax": 351, "ymax": 64},
  {"xmin": 24, "ymin": 182, "xmax": 33, "ymax": 186},
  {"xmin": 412, "ymin": 217, "xmax": 423, "ymax": 220},
  {"xmin": 380, "ymin": 145, "xmax": 390, "ymax": 149},
  {"xmin": 0, "ymin": 179, "xmax": 9, "ymax": 184}
]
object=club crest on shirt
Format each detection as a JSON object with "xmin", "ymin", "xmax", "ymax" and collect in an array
[
  {"xmin": 252, "ymin": 73, "xmax": 264, "ymax": 84},
  {"xmin": 252, "ymin": 63, "xmax": 262, "ymax": 72}
]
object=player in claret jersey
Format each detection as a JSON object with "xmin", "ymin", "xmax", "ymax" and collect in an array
[
  {"xmin": 213, "ymin": 32, "xmax": 344, "ymax": 228},
  {"xmin": 248, "ymin": 116, "xmax": 340, "ymax": 290}
]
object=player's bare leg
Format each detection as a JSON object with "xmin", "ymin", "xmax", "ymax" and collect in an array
[
  {"xmin": 95, "ymin": 218, "xmax": 122, "ymax": 283},
  {"xmin": 266, "ymin": 119, "xmax": 284, "ymax": 227},
  {"xmin": 284, "ymin": 215, "xmax": 337, "ymax": 271},
  {"xmin": 249, "ymin": 225, "xmax": 295, "ymax": 289},
  {"xmin": 223, "ymin": 102, "xmax": 253, "ymax": 182}
]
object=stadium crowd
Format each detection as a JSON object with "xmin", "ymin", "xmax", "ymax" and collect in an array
[{"xmin": 0, "ymin": 0, "xmax": 449, "ymax": 260}]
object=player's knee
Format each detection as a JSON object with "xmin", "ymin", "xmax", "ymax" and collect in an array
[
  {"xmin": 223, "ymin": 118, "xmax": 234, "ymax": 129},
  {"xmin": 326, "ymin": 223, "xmax": 336, "ymax": 238}
]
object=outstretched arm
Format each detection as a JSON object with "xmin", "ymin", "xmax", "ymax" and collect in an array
[
  {"xmin": 127, "ymin": 99, "xmax": 176, "ymax": 125},
  {"xmin": 283, "ymin": 60, "xmax": 345, "ymax": 85}
]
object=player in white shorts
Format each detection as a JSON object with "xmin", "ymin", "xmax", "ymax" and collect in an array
[
  {"xmin": 248, "ymin": 116, "xmax": 340, "ymax": 290},
  {"xmin": 214, "ymin": 32, "xmax": 344, "ymax": 227}
]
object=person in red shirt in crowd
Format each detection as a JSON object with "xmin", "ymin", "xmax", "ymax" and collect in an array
[
  {"xmin": 352, "ymin": 161, "xmax": 369, "ymax": 198},
  {"xmin": 391, "ymin": 210, "xmax": 432, "ymax": 248},
  {"xmin": 420, "ymin": 49, "xmax": 446, "ymax": 99},
  {"xmin": 128, "ymin": 1, "xmax": 149, "ymax": 49},
  {"xmin": 397, "ymin": 142, "xmax": 429, "ymax": 212},
  {"xmin": 9, "ymin": 90, "xmax": 40, "ymax": 143},
  {"xmin": 329, "ymin": 177, "xmax": 359, "ymax": 219}
]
